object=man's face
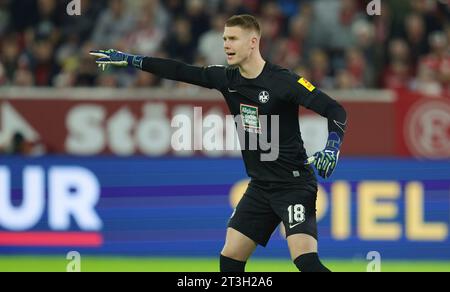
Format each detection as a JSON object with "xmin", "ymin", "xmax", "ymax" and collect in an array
[{"xmin": 223, "ymin": 26, "xmax": 256, "ymax": 66}]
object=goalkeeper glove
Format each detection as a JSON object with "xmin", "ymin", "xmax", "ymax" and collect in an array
[
  {"xmin": 89, "ymin": 49, "xmax": 144, "ymax": 71},
  {"xmin": 308, "ymin": 132, "xmax": 341, "ymax": 179}
]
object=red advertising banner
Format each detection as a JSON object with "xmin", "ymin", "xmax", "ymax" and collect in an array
[{"xmin": 0, "ymin": 89, "xmax": 396, "ymax": 157}]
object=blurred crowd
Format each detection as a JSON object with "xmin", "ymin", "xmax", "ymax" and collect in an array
[{"xmin": 0, "ymin": 0, "xmax": 449, "ymax": 95}]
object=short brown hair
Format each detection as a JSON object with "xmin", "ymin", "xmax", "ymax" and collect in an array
[{"xmin": 225, "ymin": 14, "xmax": 261, "ymax": 36}]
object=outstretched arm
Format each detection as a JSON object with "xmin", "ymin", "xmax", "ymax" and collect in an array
[{"xmin": 90, "ymin": 49, "xmax": 227, "ymax": 90}]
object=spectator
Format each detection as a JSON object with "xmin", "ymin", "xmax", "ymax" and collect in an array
[
  {"xmin": 131, "ymin": 70, "xmax": 159, "ymax": 88},
  {"xmin": 186, "ymin": 0, "xmax": 211, "ymax": 44},
  {"xmin": 9, "ymin": 0, "xmax": 38, "ymax": 32},
  {"xmin": 418, "ymin": 31, "xmax": 450, "ymax": 94},
  {"xmin": 13, "ymin": 67, "xmax": 35, "ymax": 86},
  {"xmin": 96, "ymin": 72, "xmax": 119, "ymax": 88},
  {"xmin": 0, "ymin": 61, "xmax": 5, "ymax": 85},
  {"xmin": 352, "ymin": 19, "xmax": 376, "ymax": 86},
  {"xmin": 10, "ymin": 132, "xmax": 27, "ymax": 154},
  {"xmin": 277, "ymin": 0, "xmax": 301, "ymax": 18},
  {"xmin": 345, "ymin": 47, "xmax": 370, "ymax": 88},
  {"xmin": 0, "ymin": 32, "xmax": 20, "ymax": 83},
  {"xmin": 124, "ymin": 6, "xmax": 166, "ymax": 56},
  {"xmin": 91, "ymin": 0, "xmax": 135, "ymax": 48},
  {"xmin": 219, "ymin": 0, "xmax": 251, "ymax": 17},
  {"xmin": 409, "ymin": 0, "xmax": 444, "ymax": 34},
  {"xmin": 309, "ymin": 0, "xmax": 364, "ymax": 52},
  {"xmin": 163, "ymin": 0, "xmax": 186, "ymax": 17},
  {"xmin": 381, "ymin": 39, "xmax": 414, "ymax": 90},
  {"xmin": 308, "ymin": 48, "xmax": 333, "ymax": 89},
  {"xmin": 411, "ymin": 63, "xmax": 443, "ymax": 96},
  {"xmin": 0, "ymin": 0, "xmax": 9, "ymax": 35},
  {"xmin": 0, "ymin": 0, "xmax": 448, "ymax": 92},
  {"xmin": 32, "ymin": 0, "xmax": 63, "ymax": 45},
  {"xmin": 335, "ymin": 69, "xmax": 356, "ymax": 90},
  {"xmin": 2, "ymin": 131, "xmax": 46, "ymax": 156},
  {"xmin": 270, "ymin": 14, "xmax": 310, "ymax": 69},
  {"xmin": 404, "ymin": 13, "xmax": 429, "ymax": 67},
  {"xmin": 352, "ymin": 19, "xmax": 375, "ymax": 61},
  {"xmin": 163, "ymin": 17, "xmax": 196, "ymax": 63},
  {"xmin": 198, "ymin": 14, "xmax": 228, "ymax": 65},
  {"xmin": 62, "ymin": 0, "xmax": 104, "ymax": 45},
  {"xmin": 293, "ymin": 63, "xmax": 312, "ymax": 81},
  {"xmin": 27, "ymin": 36, "xmax": 58, "ymax": 86},
  {"xmin": 382, "ymin": 60, "xmax": 413, "ymax": 91},
  {"xmin": 373, "ymin": 0, "xmax": 393, "ymax": 45},
  {"xmin": 6, "ymin": 132, "xmax": 34, "ymax": 155},
  {"xmin": 260, "ymin": 1, "xmax": 284, "ymax": 62},
  {"xmin": 138, "ymin": 0, "xmax": 170, "ymax": 33},
  {"xmin": 75, "ymin": 53, "xmax": 97, "ymax": 87}
]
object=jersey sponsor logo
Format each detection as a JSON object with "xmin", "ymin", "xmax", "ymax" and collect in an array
[
  {"xmin": 227, "ymin": 88, "xmax": 238, "ymax": 93},
  {"xmin": 258, "ymin": 91, "xmax": 270, "ymax": 104},
  {"xmin": 298, "ymin": 77, "xmax": 316, "ymax": 92},
  {"xmin": 240, "ymin": 104, "xmax": 261, "ymax": 134}
]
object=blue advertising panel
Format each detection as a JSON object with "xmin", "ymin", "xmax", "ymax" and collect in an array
[{"xmin": 0, "ymin": 157, "xmax": 449, "ymax": 259}]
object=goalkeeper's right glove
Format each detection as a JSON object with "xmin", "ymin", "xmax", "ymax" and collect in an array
[{"xmin": 89, "ymin": 49, "xmax": 144, "ymax": 71}]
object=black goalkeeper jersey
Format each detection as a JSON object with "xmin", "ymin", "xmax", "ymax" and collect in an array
[{"xmin": 141, "ymin": 58, "xmax": 347, "ymax": 183}]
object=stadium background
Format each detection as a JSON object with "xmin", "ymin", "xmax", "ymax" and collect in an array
[{"xmin": 0, "ymin": 0, "xmax": 449, "ymax": 272}]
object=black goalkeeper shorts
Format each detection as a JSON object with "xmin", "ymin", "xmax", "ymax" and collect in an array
[{"xmin": 228, "ymin": 180, "xmax": 318, "ymax": 247}]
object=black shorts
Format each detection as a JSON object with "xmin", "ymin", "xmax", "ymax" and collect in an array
[{"xmin": 228, "ymin": 180, "xmax": 318, "ymax": 247}]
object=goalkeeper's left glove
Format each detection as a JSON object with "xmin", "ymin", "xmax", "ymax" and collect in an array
[
  {"xmin": 89, "ymin": 49, "xmax": 144, "ymax": 71},
  {"xmin": 309, "ymin": 132, "xmax": 341, "ymax": 179}
]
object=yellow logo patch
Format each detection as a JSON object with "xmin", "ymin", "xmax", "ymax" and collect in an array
[{"xmin": 298, "ymin": 78, "xmax": 316, "ymax": 92}]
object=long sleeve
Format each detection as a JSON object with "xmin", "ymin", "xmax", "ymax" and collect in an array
[
  {"xmin": 141, "ymin": 57, "xmax": 228, "ymax": 90},
  {"xmin": 301, "ymin": 89, "xmax": 347, "ymax": 143},
  {"xmin": 284, "ymin": 75, "xmax": 347, "ymax": 143}
]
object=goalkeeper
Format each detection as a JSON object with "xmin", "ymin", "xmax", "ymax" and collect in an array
[{"xmin": 91, "ymin": 15, "xmax": 347, "ymax": 272}]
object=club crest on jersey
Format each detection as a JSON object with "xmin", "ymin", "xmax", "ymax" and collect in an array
[{"xmin": 258, "ymin": 91, "xmax": 270, "ymax": 104}]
